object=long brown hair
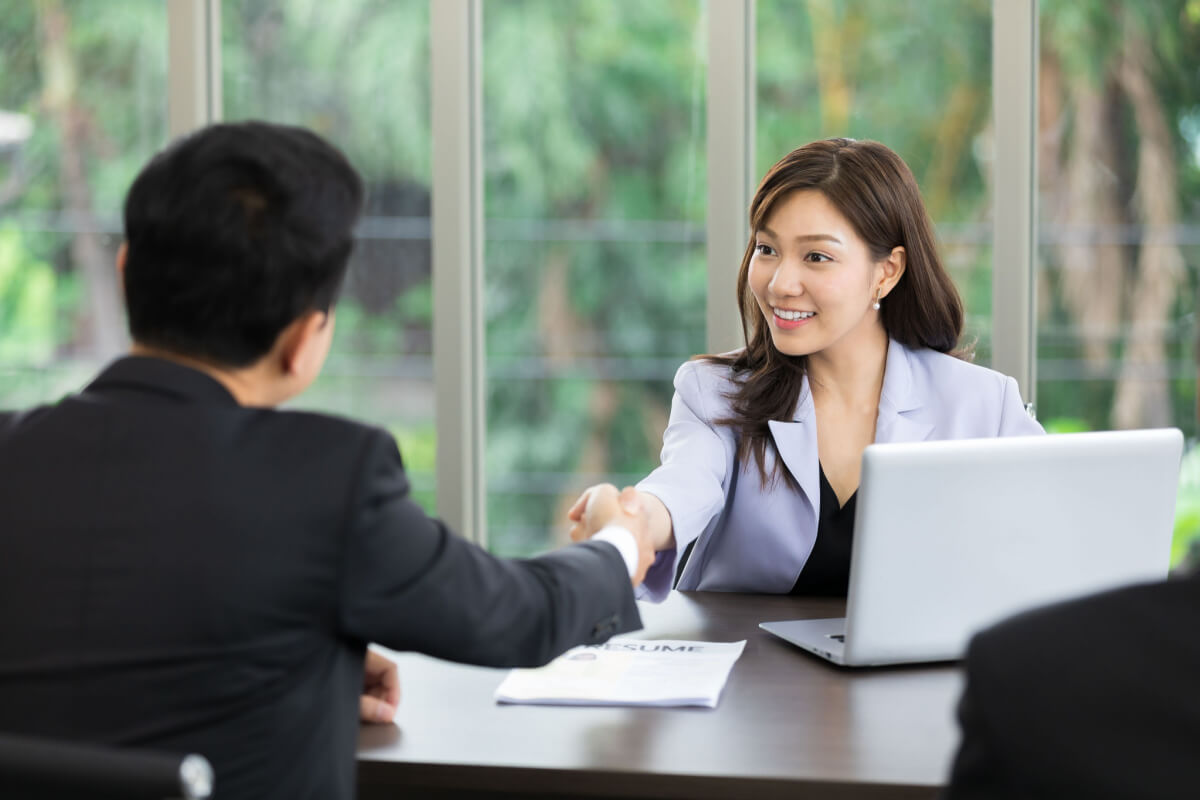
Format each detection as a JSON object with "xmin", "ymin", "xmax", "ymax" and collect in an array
[{"xmin": 703, "ymin": 138, "xmax": 965, "ymax": 486}]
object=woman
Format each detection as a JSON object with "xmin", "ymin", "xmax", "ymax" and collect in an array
[{"xmin": 570, "ymin": 138, "xmax": 1043, "ymax": 599}]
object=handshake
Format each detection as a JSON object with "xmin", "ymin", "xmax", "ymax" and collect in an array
[{"xmin": 566, "ymin": 484, "xmax": 672, "ymax": 588}]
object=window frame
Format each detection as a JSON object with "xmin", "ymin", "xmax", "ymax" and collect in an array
[{"xmin": 166, "ymin": 0, "xmax": 1040, "ymax": 545}]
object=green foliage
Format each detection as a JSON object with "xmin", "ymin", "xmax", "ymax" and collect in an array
[
  {"xmin": 757, "ymin": 0, "xmax": 992, "ymax": 219},
  {"xmin": 396, "ymin": 280, "xmax": 432, "ymax": 325},
  {"xmin": 1173, "ymin": 443, "xmax": 1200, "ymax": 567},
  {"xmin": 391, "ymin": 422, "xmax": 436, "ymax": 514},
  {"xmin": 0, "ymin": 0, "xmax": 166, "ymax": 404},
  {"xmin": 1041, "ymin": 0, "xmax": 1123, "ymax": 86},
  {"xmin": 222, "ymin": 0, "xmax": 430, "ymax": 180},
  {"xmin": 0, "ymin": 225, "xmax": 58, "ymax": 363},
  {"xmin": 1041, "ymin": 417, "xmax": 1093, "ymax": 434},
  {"xmin": 3, "ymin": 0, "xmax": 1200, "ymax": 562},
  {"xmin": 478, "ymin": 1, "xmax": 708, "ymax": 553}
]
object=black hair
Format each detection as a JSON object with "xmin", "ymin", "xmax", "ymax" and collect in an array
[{"xmin": 121, "ymin": 121, "xmax": 364, "ymax": 367}]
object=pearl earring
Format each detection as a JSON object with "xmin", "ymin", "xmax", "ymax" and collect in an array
[{"xmin": 873, "ymin": 289, "xmax": 882, "ymax": 311}]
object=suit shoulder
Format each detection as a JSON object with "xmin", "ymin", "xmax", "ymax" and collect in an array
[
  {"xmin": 907, "ymin": 347, "xmax": 1011, "ymax": 391},
  {"xmin": 671, "ymin": 356, "xmax": 743, "ymax": 423},
  {"xmin": 258, "ymin": 408, "xmax": 396, "ymax": 456},
  {"xmin": 0, "ymin": 405, "xmax": 56, "ymax": 440},
  {"xmin": 675, "ymin": 355, "xmax": 741, "ymax": 396},
  {"xmin": 970, "ymin": 577, "xmax": 1186, "ymax": 669}
]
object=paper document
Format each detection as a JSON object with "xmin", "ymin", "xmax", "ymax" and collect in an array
[{"xmin": 494, "ymin": 638, "xmax": 746, "ymax": 708}]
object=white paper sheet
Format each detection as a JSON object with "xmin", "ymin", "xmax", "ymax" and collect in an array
[{"xmin": 494, "ymin": 638, "xmax": 746, "ymax": 708}]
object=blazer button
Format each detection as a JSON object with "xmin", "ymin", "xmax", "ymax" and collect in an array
[{"xmin": 591, "ymin": 614, "xmax": 619, "ymax": 638}]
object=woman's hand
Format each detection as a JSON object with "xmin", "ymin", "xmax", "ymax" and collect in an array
[
  {"xmin": 568, "ymin": 484, "xmax": 676, "ymax": 578},
  {"xmin": 566, "ymin": 484, "xmax": 656, "ymax": 585},
  {"xmin": 567, "ymin": 483, "xmax": 632, "ymax": 542}
]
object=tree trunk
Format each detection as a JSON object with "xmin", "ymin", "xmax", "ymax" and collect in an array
[
  {"xmin": 1111, "ymin": 22, "xmax": 1183, "ymax": 430},
  {"xmin": 538, "ymin": 246, "xmax": 618, "ymax": 545},
  {"xmin": 1057, "ymin": 76, "xmax": 1127, "ymax": 368},
  {"xmin": 1036, "ymin": 50, "xmax": 1066, "ymax": 326},
  {"xmin": 807, "ymin": 0, "xmax": 857, "ymax": 133},
  {"xmin": 38, "ymin": 0, "xmax": 126, "ymax": 359},
  {"xmin": 922, "ymin": 82, "xmax": 984, "ymax": 219}
]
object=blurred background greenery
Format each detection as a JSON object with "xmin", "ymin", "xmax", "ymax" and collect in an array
[{"xmin": 1, "ymin": 0, "xmax": 1198, "ymax": 567}]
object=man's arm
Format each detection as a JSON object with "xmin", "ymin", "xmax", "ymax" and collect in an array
[
  {"xmin": 338, "ymin": 431, "xmax": 643, "ymax": 668},
  {"xmin": 942, "ymin": 635, "xmax": 1022, "ymax": 800}
]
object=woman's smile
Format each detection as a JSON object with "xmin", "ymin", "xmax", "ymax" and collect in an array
[{"xmin": 772, "ymin": 307, "xmax": 816, "ymax": 329}]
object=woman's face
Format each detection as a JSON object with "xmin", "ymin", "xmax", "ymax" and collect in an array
[{"xmin": 748, "ymin": 189, "xmax": 897, "ymax": 359}]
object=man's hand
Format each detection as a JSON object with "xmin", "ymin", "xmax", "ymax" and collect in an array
[
  {"xmin": 360, "ymin": 649, "xmax": 400, "ymax": 724},
  {"xmin": 567, "ymin": 483, "xmax": 656, "ymax": 586}
]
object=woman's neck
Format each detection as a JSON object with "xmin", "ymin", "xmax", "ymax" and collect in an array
[{"xmin": 805, "ymin": 326, "xmax": 890, "ymax": 411}]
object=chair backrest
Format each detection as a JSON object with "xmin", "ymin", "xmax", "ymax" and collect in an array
[{"xmin": 0, "ymin": 732, "xmax": 212, "ymax": 799}]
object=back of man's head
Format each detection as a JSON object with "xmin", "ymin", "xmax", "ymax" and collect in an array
[{"xmin": 122, "ymin": 121, "xmax": 364, "ymax": 368}]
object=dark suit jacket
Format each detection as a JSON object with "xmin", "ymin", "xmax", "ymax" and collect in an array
[
  {"xmin": 944, "ymin": 571, "xmax": 1200, "ymax": 800},
  {"xmin": 0, "ymin": 357, "xmax": 641, "ymax": 800}
]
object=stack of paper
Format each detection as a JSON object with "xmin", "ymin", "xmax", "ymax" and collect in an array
[{"xmin": 494, "ymin": 638, "xmax": 746, "ymax": 708}]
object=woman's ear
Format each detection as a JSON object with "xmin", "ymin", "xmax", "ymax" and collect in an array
[{"xmin": 878, "ymin": 246, "xmax": 906, "ymax": 297}]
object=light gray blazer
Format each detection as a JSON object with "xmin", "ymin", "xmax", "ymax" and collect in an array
[{"xmin": 636, "ymin": 339, "xmax": 1045, "ymax": 600}]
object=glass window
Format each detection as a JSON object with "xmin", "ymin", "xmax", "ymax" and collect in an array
[
  {"xmin": 222, "ymin": 0, "xmax": 435, "ymax": 510},
  {"xmin": 483, "ymin": 0, "xmax": 707, "ymax": 555},
  {"xmin": 756, "ymin": 0, "xmax": 995, "ymax": 359},
  {"xmin": 1036, "ymin": 0, "xmax": 1200, "ymax": 568},
  {"xmin": 0, "ymin": 0, "xmax": 166, "ymax": 408}
]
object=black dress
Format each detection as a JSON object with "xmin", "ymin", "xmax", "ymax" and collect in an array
[{"xmin": 790, "ymin": 464, "xmax": 857, "ymax": 596}]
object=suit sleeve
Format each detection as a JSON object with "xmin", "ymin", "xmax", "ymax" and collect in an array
[
  {"xmin": 942, "ymin": 633, "xmax": 1023, "ymax": 800},
  {"xmin": 997, "ymin": 376, "xmax": 1045, "ymax": 437},
  {"xmin": 338, "ymin": 431, "xmax": 642, "ymax": 667},
  {"xmin": 635, "ymin": 361, "xmax": 732, "ymax": 600}
]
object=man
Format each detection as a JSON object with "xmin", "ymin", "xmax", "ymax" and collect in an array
[
  {"xmin": 944, "ymin": 568, "xmax": 1200, "ymax": 799},
  {"xmin": 0, "ymin": 122, "xmax": 652, "ymax": 800}
]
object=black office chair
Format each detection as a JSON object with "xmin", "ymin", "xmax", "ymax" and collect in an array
[{"xmin": 0, "ymin": 732, "xmax": 212, "ymax": 799}]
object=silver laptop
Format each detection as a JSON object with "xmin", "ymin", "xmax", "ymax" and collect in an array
[{"xmin": 760, "ymin": 428, "xmax": 1183, "ymax": 667}]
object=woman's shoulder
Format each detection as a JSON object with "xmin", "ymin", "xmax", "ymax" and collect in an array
[
  {"xmin": 674, "ymin": 352, "xmax": 744, "ymax": 392},
  {"xmin": 666, "ymin": 353, "xmax": 746, "ymax": 420},
  {"xmin": 897, "ymin": 342, "xmax": 1043, "ymax": 436},
  {"xmin": 902, "ymin": 343, "xmax": 1013, "ymax": 391}
]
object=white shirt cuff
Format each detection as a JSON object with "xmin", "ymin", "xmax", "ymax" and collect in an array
[{"xmin": 591, "ymin": 525, "xmax": 638, "ymax": 579}]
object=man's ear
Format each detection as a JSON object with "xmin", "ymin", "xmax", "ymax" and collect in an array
[
  {"xmin": 278, "ymin": 311, "xmax": 329, "ymax": 377},
  {"xmin": 116, "ymin": 242, "xmax": 128, "ymax": 281}
]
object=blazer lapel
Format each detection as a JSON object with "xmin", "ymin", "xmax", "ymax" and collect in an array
[
  {"xmin": 764, "ymin": 341, "xmax": 933, "ymax": 520},
  {"xmin": 766, "ymin": 375, "xmax": 822, "ymax": 519},
  {"xmin": 875, "ymin": 339, "xmax": 935, "ymax": 443}
]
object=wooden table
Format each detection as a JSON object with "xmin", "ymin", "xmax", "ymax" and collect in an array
[{"xmin": 358, "ymin": 592, "xmax": 964, "ymax": 799}]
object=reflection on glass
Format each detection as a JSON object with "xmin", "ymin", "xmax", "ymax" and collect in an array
[
  {"xmin": 1036, "ymin": 0, "xmax": 1200, "ymax": 568},
  {"xmin": 756, "ymin": 0, "xmax": 994, "ymax": 358},
  {"xmin": 223, "ymin": 0, "xmax": 435, "ymax": 510},
  {"xmin": 484, "ymin": 1, "xmax": 707, "ymax": 555},
  {"xmin": 0, "ymin": 0, "xmax": 165, "ymax": 408}
]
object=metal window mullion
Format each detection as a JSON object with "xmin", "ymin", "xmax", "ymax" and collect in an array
[
  {"xmin": 431, "ymin": 0, "xmax": 487, "ymax": 544},
  {"xmin": 706, "ymin": 0, "xmax": 755, "ymax": 355},
  {"xmin": 166, "ymin": 0, "xmax": 221, "ymax": 138},
  {"xmin": 991, "ymin": 0, "xmax": 1038, "ymax": 402}
]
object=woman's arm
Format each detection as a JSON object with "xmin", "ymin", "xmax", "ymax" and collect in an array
[
  {"xmin": 997, "ymin": 376, "xmax": 1045, "ymax": 436},
  {"xmin": 566, "ymin": 360, "xmax": 734, "ymax": 599},
  {"xmin": 637, "ymin": 490, "xmax": 676, "ymax": 552}
]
